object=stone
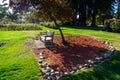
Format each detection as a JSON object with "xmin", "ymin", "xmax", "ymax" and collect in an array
[
  {"xmin": 103, "ymin": 53, "xmax": 110, "ymax": 58},
  {"xmin": 95, "ymin": 57, "xmax": 101, "ymax": 61},
  {"xmin": 79, "ymin": 65, "xmax": 83, "ymax": 69},
  {"xmin": 99, "ymin": 57, "xmax": 103, "ymax": 60},
  {"xmin": 83, "ymin": 64, "xmax": 89, "ymax": 67},
  {"xmin": 69, "ymin": 71, "xmax": 75, "ymax": 75},
  {"xmin": 93, "ymin": 60, "xmax": 99, "ymax": 64},
  {"xmin": 88, "ymin": 59, "xmax": 94, "ymax": 64},
  {"xmin": 73, "ymin": 67, "xmax": 78, "ymax": 71},
  {"xmin": 100, "ymin": 40, "xmax": 105, "ymax": 44},
  {"xmin": 76, "ymin": 69, "xmax": 80, "ymax": 72},
  {"xmin": 39, "ymin": 52, "xmax": 43, "ymax": 56},
  {"xmin": 51, "ymin": 72, "xmax": 56, "ymax": 76},
  {"xmin": 64, "ymin": 72, "xmax": 69, "ymax": 75},
  {"xmin": 50, "ymin": 76, "xmax": 56, "ymax": 80},
  {"xmin": 39, "ymin": 63, "xmax": 46, "ymax": 68},
  {"xmin": 103, "ymin": 50, "xmax": 114, "ymax": 58},
  {"xmin": 46, "ymin": 64, "xmax": 50, "ymax": 67},
  {"xmin": 40, "ymin": 56, "xmax": 44, "ymax": 59},
  {"xmin": 105, "ymin": 41, "xmax": 108, "ymax": 45},
  {"xmin": 59, "ymin": 72, "xmax": 64, "ymax": 77},
  {"xmin": 50, "ymin": 69, "xmax": 54, "ymax": 73},
  {"xmin": 47, "ymin": 76, "xmax": 55, "ymax": 80},
  {"xmin": 109, "ymin": 46, "xmax": 115, "ymax": 50},
  {"xmin": 46, "ymin": 67, "xmax": 51, "ymax": 72},
  {"xmin": 43, "ymin": 73, "xmax": 49, "ymax": 78},
  {"xmin": 55, "ymin": 71, "xmax": 59, "ymax": 75},
  {"xmin": 39, "ymin": 60, "xmax": 43, "ymax": 63},
  {"xmin": 57, "ymin": 76, "xmax": 62, "ymax": 80},
  {"xmin": 88, "ymin": 64, "xmax": 93, "ymax": 68},
  {"xmin": 46, "ymin": 72, "xmax": 51, "ymax": 76}
]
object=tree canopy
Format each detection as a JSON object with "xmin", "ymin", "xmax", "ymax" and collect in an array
[
  {"xmin": 7, "ymin": 0, "xmax": 74, "ymax": 43},
  {"xmin": 68, "ymin": 0, "xmax": 115, "ymax": 26}
]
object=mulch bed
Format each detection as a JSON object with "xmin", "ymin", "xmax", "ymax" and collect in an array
[{"xmin": 34, "ymin": 36, "xmax": 109, "ymax": 72}]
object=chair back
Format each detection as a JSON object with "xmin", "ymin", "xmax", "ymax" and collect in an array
[{"xmin": 46, "ymin": 30, "xmax": 54, "ymax": 37}]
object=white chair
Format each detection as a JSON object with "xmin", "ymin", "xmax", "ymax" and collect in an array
[{"xmin": 40, "ymin": 30, "xmax": 54, "ymax": 44}]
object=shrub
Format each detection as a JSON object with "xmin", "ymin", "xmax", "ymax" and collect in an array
[
  {"xmin": 0, "ymin": 24, "xmax": 42, "ymax": 31},
  {"xmin": 103, "ymin": 23, "xmax": 112, "ymax": 32},
  {"xmin": 110, "ymin": 21, "xmax": 120, "ymax": 33}
]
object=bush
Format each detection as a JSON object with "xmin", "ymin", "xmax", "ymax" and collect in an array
[
  {"xmin": 103, "ymin": 23, "xmax": 112, "ymax": 32},
  {"xmin": 0, "ymin": 24, "xmax": 42, "ymax": 31},
  {"xmin": 40, "ymin": 22, "xmax": 59, "ymax": 29},
  {"xmin": 110, "ymin": 21, "xmax": 120, "ymax": 33}
]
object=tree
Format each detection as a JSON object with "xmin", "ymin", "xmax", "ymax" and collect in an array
[
  {"xmin": 68, "ymin": 0, "xmax": 115, "ymax": 27},
  {"xmin": 0, "ymin": 4, "xmax": 8, "ymax": 20},
  {"xmin": 87, "ymin": 0, "xmax": 115, "ymax": 26},
  {"xmin": 68, "ymin": 0, "xmax": 87, "ymax": 26},
  {"xmin": 8, "ymin": 0, "xmax": 74, "ymax": 44},
  {"xmin": 116, "ymin": 0, "xmax": 120, "ymax": 19}
]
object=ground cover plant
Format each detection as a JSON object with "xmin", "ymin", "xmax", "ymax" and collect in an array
[{"xmin": 0, "ymin": 26, "xmax": 120, "ymax": 80}]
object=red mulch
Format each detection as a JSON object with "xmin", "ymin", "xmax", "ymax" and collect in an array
[{"xmin": 34, "ymin": 36, "xmax": 109, "ymax": 72}]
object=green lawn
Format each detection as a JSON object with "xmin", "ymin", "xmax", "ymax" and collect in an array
[
  {"xmin": 0, "ymin": 31, "xmax": 45, "ymax": 80},
  {"xmin": 0, "ymin": 26, "xmax": 120, "ymax": 80}
]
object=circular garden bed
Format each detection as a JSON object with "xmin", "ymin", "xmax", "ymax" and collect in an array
[{"xmin": 34, "ymin": 35, "xmax": 115, "ymax": 80}]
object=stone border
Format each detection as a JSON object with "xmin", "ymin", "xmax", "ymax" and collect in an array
[{"xmin": 38, "ymin": 40, "xmax": 115, "ymax": 80}]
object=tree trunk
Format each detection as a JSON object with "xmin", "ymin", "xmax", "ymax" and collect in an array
[
  {"xmin": 79, "ymin": 0, "xmax": 86, "ymax": 26},
  {"xmin": 117, "ymin": 0, "xmax": 120, "ymax": 19},
  {"xmin": 48, "ymin": 13, "xmax": 66, "ymax": 44},
  {"xmin": 53, "ymin": 19, "xmax": 67, "ymax": 44},
  {"xmin": 91, "ymin": 8, "xmax": 97, "ymax": 26},
  {"xmin": 102, "ymin": 19, "xmax": 105, "ymax": 25}
]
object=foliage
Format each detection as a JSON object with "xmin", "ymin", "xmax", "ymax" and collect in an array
[
  {"xmin": 103, "ymin": 22, "xmax": 112, "ymax": 32},
  {"xmin": 0, "ymin": 5, "xmax": 8, "ymax": 19},
  {"xmin": 8, "ymin": 0, "xmax": 75, "ymax": 43},
  {"xmin": 68, "ymin": 0, "xmax": 115, "ymax": 26},
  {"xmin": 0, "ymin": 24, "xmax": 42, "ymax": 31},
  {"xmin": 110, "ymin": 21, "xmax": 120, "ymax": 32}
]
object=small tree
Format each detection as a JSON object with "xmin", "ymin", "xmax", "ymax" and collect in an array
[{"xmin": 8, "ymin": 0, "xmax": 74, "ymax": 44}]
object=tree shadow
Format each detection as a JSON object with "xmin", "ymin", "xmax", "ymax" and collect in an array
[
  {"xmin": 62, "ymin": 25, "xmax": 103, "ymax": 31},
  {"xmin": 46, "ymin": 41, "xmax": 108, "ymax": 72},
  {"xmin": 61, "ymin": 50, "xmax": 120, "ymax": 80}
]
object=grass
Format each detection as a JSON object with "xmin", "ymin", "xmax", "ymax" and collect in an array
[
  {"xmin": 0, "ymin": 31, "xmax": 45, "ymax": 80},
  {"xmin": 0, "ymin": 25, "xmax": 120, "ymax": 80}
]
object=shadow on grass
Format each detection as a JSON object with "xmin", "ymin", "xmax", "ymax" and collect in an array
[
  {"xmin": 62, "ymin": 25, "xmax": 103, "ymax": 31},
  {"xmin": 62, "ymin": 50, "xmax": 120, "ymax": 80}
]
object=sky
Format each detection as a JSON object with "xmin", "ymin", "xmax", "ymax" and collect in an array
[
  {"xmin": 0, "ymin": 0, "xmax": 12, "ymax": 12},
  {"xmin": 0, "ymin": 0, "xmax": 9, "ymax": 6}
]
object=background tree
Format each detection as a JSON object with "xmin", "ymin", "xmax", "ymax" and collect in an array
[
  {"xmin": 68, "ymin": 0, "xmax": 87, "ymax": 26},
  {"xmin": 69, "ymin": 0, "xmax": 115, "ymax": 26},
  {"xmin": 116, "ymin": 0, "xmax": 120, "ymax": 19},
  {"xmin": 0, "ymin": 4, "xmax": 8, "ymax": 20}
]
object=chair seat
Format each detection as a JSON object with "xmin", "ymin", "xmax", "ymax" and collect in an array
[
  {"xmin": 40, "ymin": 30, "xmax": 54, "ymax": 44},
  {"xmin": 40, "ymin": 35, "xmax": 52, "ymax": 42}
]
